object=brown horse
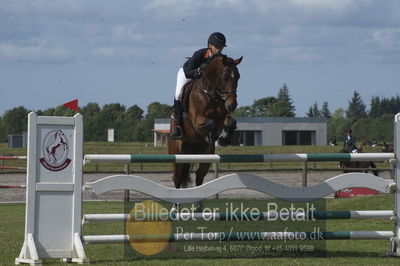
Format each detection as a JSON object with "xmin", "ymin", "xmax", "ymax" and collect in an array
[
  {"xmin": 338, "ymin": 148, "xmax": 379, "ymax": 176},
  {"xmin": 168, "ymin": 54, "xmax": 242, "ymax": 196},
  {"xmin": 382, "ymin": 142, "xmax": 394, "ymax": 153}
]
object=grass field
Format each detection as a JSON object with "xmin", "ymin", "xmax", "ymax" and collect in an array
[
  {"xmin": 1, "ymin": 142, "xmax": 397, "ymax": 265},
  {"xmin": 2, "ymin": 194, "xmax": 400, "ymax": 265}
]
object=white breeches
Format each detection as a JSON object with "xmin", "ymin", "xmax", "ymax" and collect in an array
[{"xmin": 175, "ymin": 68, "xmax": 191, "ymax": 100}]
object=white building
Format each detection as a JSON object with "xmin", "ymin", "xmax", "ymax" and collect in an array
[{"xmin": 154, "ymin": 117, "xmax": 327, "ymax": 146}]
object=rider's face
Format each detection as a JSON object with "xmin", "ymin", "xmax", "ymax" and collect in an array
[{"xmin": 209, "ymin": 44, "xmax": 223, "ymax": 55}]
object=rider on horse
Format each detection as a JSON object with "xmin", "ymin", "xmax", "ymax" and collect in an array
[
  {"xmin": 343, "ymin": 128, "xmax": 358, "ymax": 153},
  {"xmin": 170, "ymin": 32, "xmax": 227, "ymax": 139}
]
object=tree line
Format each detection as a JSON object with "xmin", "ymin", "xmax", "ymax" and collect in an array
[
  {"xmin": 233, "ymin": 84, "xmax": 399, "ymax": 143},
  {"xmin": 0, "ymin": 102, "xmax": 172, "ymax": 143},
  {"xmin": 0, "ymin": 83, "xmax": 399, "ymax": 143}
]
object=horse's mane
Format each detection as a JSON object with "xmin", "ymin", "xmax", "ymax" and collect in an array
[
  {"xmin": 205, "ymin": 53, "xmax": 235, "ymax": 65},
  {"xmin": 203, "ymin": 53, "xmax": 224, "ymax": 67},
  {"xmin": 203, "ymin": 54, "xmax": 238, "ymax": 73}
]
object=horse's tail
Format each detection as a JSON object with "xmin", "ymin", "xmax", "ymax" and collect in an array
[
  {"xmin": 370, "ymin": 161, "xmax": 379, "ymax": 176},
  {"xmin": 180, "ymin": 163, "xmax": 192, "ymax": 188}
]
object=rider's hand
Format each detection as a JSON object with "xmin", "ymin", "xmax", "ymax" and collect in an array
[{"xmin": 193, "ymin": 67, "xmax": 202, "ymax": 79}]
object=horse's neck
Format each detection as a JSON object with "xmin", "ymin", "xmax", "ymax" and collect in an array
[
  {"xmin": 192, "ymin": 70, "xmax": 217, "ymax": 95},
  {"xmin": 188, "ymin": 58, "xmax": 222, "ymax": 108},
  {"xmin": 188, "ymin": 76, "xmax": 221, "ymax": 117}
]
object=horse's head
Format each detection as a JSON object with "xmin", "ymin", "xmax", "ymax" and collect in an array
[{"xmin": 203, "ymin": 54, "xmax": 243, "ymax": 112}]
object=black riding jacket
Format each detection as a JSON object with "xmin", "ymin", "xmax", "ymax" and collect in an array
[
  {"xmin": 183, "ymin": 48, "xmax": 209, "ymax": 79},
  {"xmin": 343, "ymin": 136, "xmax": 357, "ymax": 152}
]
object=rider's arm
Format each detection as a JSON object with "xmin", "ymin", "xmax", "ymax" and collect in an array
[{"xmin": 183, "ymin": 48, "xmax": 208, "ymax": 79}]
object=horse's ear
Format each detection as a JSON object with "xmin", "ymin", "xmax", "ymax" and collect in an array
[{"xmin": 234, "ymin": 56, "xmax": 243, "ymax": 65}]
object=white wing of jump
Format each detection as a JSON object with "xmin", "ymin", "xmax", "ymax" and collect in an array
[{"xmin": 84, "ymin": 173, "xmax": 395, "ymax": 203}]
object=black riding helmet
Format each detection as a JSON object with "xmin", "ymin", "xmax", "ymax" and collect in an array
[
  {"xmin": 346, "ymin": 128, "xmax": 352, "ymax": 133},
  {"xmin": 208, "ymin": 32, "xmax": 227, "ymax": 48}
]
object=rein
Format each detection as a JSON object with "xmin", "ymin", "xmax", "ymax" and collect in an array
[{"xmin": 199, "ymin": 56, "xmax": 237, "ymax": 101}]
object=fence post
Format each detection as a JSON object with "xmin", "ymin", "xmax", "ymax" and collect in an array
[
  {"xmin": 302, "ymin": 162, "xmax": 308, "ymax": 187},
  {"xmin": 124, "ymin": 164, "xmax": 130, "ymax": 201},
  {"xmin": 95, "ymin": 152, "xmax": 99, "ymax": 173},
  {"xmin": 213, "ymin": 163, "xmax": 219, "ymax": 199},
  {"xmin": 227, "ymin": 151, "xmax": 231, "ymax": 171},
  {"xmin": 389, "ymin": 158, "xmax": 396, "ymax": 180},
  {"xmin": 140, "ymin": 151, "xmax": 143, "ymax": 171},
  {"xmin": 388, "ymin": 113, "xmax": 400, "ymax": 256},
  {"xmin": 270, "ymin": 151, "xmax": 273, "ymax": 169}
]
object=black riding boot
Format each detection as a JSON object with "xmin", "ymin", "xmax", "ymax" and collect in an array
[{"xmin": 170, "ymin": 100, "xmax": 182, "ymax": 139}]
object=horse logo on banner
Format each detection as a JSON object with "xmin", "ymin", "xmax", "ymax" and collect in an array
[{"xmin": 39, "ymin": 129, "xmax": 71, "ymax": 171}]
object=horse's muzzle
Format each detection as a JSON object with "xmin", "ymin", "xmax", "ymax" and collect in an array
[{"xmin": 226, "ymin": 102, "xmax": 237, "ymax": 112}]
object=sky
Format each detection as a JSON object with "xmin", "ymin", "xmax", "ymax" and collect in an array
[{"xmin": 0, "ymin": 0, "xmax": 399, "ymax": 117}]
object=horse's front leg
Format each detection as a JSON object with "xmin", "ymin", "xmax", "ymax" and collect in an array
[
  {"xmin": 171, "ymin": 162, "xmax": 191, "ymax": 213},
  {"xmin": 195, "ymin": 162, "xmax": 211, "ymax": 186},
  {"xmin": 203, "ymin": 119, "xmax": 218, "ymax": 142},
  {"xmin": 218, "ymin": 115, "xmax": 237, "ymax": 146},
  {"xmin": 170, "ymin": 163, "xmax": 182, "ymax": 214}
]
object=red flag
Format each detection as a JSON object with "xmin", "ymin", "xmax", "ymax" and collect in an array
[{"xmin": 63, "ymin": 99, "xmax": 79, "ymax": 112}]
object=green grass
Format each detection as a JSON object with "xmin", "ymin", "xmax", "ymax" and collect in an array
[
  {"xmin": 2, "ymin": 194, "xmax": 400, "ymax": 265},
  {"xmin": 0, "ymin": 142, "xmax": 390, "ymax": 173}
]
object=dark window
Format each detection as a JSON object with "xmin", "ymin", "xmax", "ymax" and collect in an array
[
  {"xmin": 283, "ymin": 131, "xmax": 298, "ymax": 145},
  {"xmin": 245, "ymin": 132, "xmax": 254, "ymax": 146},
  {"xmin": 283, "ymin": 131, "xmax": 315, "ymax": 145},
  {"xmin": 231, "ymin": 131, "xmax": 261, "ymax": 146},
  {"xmin": 299, "ymin": 131, "xmax": 312, "ymax": 145}
]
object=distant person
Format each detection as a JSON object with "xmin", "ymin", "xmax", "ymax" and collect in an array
[
  {"xmin": 343, "ymin": 128, "xmax": 357, "ymax": 153},
  {"xmin": 330, "ymin": 135, "xmax": 337, "ymax": 146},
  {"xmin": 170, "ymin": 32, "xmax": 227, "ymax": 139}
]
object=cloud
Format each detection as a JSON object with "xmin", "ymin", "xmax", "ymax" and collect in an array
[
  {"xmin": 372, "ymin": 28, "xmax": 400, "ymax": 49},
  {"xmin": 288, "ymin": 0, "xmax": 354, "ymax": 11},
  {"xmin": 0, "ymin": 0, "xmax": 399, "ymax": 66},
  {"xmin": 89, "ymin": 46, "xmax": 143, "ymax": 64},
  {"xmin": 112, "ymin": 25, "xmax": 143, "ymax": 43},
  {"xmin": 144, "ymin": 0, "xmax": 202, "ymax": 14},
  {"xmin": 0, "ymin": 41, "xmax": 72, "ymax": 64},
  {"xmin": 0, "ymin": 0, "xmax": 95, "ymax": 17}
]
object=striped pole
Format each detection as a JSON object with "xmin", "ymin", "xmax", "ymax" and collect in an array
[
  {"xmin": 84, "ymin": 153, "xmax": 395, "ymax": 164},
  {"xmin": 83, "ymin": 231, "xmax": 394, "ymax": 244},
  {"xmin": 0, "ymin": 185, "xmax": 26, "ymax": 189},
  {"xmin": 0, "ymin": 156, "xmax": 27, "ymax": 171},
  {"xmin": 83, "ymin": 210, "xmax": 394, "ymax": 223},
  {"xmin": 0, "ymin": 166, "xmax": 27, "ymax": 170},
  {"xmin": 0, "ymin": 156, "xmax": 27, "ymax": 160}
]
